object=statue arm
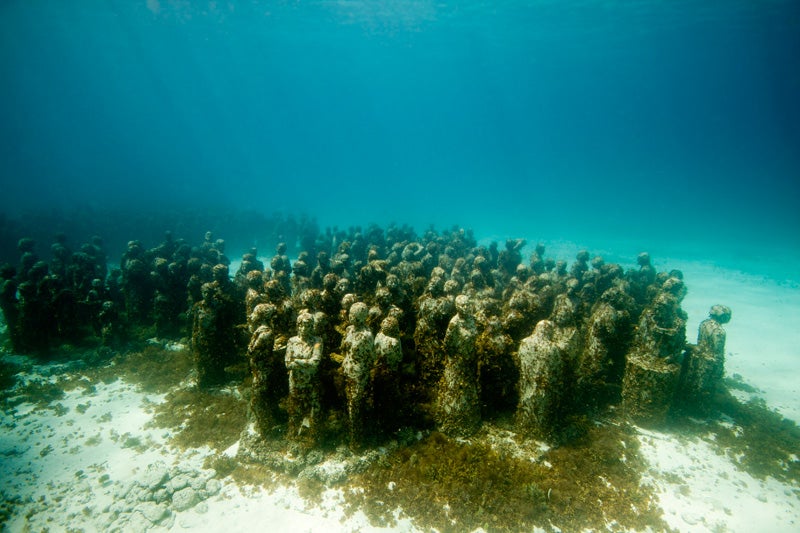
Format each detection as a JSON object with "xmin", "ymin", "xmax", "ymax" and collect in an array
[
  {"xmin": 285, "ymin": 339, "xmax": 297, "ymax": 368},
  {"xmin": 310, "ymin": 338, "xmax": 323, "ymax": 366}
]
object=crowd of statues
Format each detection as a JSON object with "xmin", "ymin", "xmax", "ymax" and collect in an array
[{"xmin": 0, "ymin": 224, "xmax": 732, "ymax": 450}]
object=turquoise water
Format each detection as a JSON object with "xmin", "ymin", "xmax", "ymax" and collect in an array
[
  {"xmin": 1, "ymin": 1, "xmax": 799, "ymax": 272},
  {"xmin": 1, "ymin": 5, "xmax": 800, "ymax": 530}
]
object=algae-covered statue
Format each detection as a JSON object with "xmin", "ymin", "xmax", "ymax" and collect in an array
[
  {"xmin": 679, "ymin": 304, "xmax": 732, "ymax": 413},
  {"xmin": 621, "ymin": 277, "xmax": 687, "ymax": 425},
  {"xmin": 577, "ymin": 286, "xmax": 634, "ymax": 410},
  {"xmin": 244, "ymin": 269, "xmax": 267, "ymax": 319},
  {"xmin": 477, "ymin": 314, "xmax": 517, "ymax": 416},
  {"xmin": 372, "ymin": 315, "xmax": 404, "ymax": 437},
  {"xmin": 285, "ymin": 311, "xmax": 323, "ymax": 447},
  {"xmin": 247, "ymin": 303, "xmax": 279, "ymax": 437},
  {"xmin": 0, "ymin": 220, "xmax": 745, "ymax": 458},
  {"xmin": 437, "ymin": 294, "xmax": 480, "ymax": 438},
  {"xmin": 192, "ymin": 264, "xmax": 239, "ymax": 388},
  {"xmin": 340, "ymin": 301, "xmax": 375, "ymax": 449},
  {"xmin": 516, "ymin": 320, "xmax": 565, "ymax": 439},
  {"xmin": 414, "ymin": 273, "xmax": 453, "ymax": 397},
  {"xmin": 698, "ymin": 304, "xmax": 731, "ymax": 362},
  {"xmin": 121, "ymin": 240, "xmax": 154, "ymax": 326},
  {"xmin": 549, "ymin": 293, "xmax": 581, "ymax": 365}
]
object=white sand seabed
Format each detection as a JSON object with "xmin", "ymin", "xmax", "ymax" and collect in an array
[
  {"xmin": 0, "ymin": 364, "xmax": 407, "ymax": 532},
  {"xmin": 637, "ymin": 425, "xmax": 799, "ymax": 533},
  {"xmin": 1, "ymin": 259, "xmax": 799, "ymax": 532}
]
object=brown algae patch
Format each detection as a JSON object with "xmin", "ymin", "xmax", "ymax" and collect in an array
[
  {"xmin": 148, "ymin": 386, "xmax": 247, "ymax": 452},
  {"xmin": 90, "ymin": 343, "xmax": 194, "ymax": 394},
  {"xmin": 344, "ymin": 421, "xmax": 669, "ymax": 532},
  {"xmin": 1, "ymin": 342, "xmax": 192, "ymax": 409},
  {"xmin": 0, "ymin": 491, "xmax": 23, "ymax": 526},
  {"xmin": 666, "ymin": 383, "xmax": 800, "ymax": 487},
  {"xmin": 724, "ymin": 374, "xmax": 763, "ymax": 394},
  {"xmin": 0, "ymin": 359, "xmax": 21, "ymax": 392},
  {"xmin": 703, "ymin": 391, "xmax": 800, "ymax": 485},
  {"xmin": 3, "ymin": 378, "xmax": 66, "ymax": 410}
]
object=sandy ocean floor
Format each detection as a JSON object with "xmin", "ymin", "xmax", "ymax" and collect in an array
[{"xmin": 1, "ymin": 254, "xmax": 799, "ymax": 532}]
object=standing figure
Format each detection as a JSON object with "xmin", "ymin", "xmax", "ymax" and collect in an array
[
  {"xmin": 271, "ymin": 242, "xmax": 292, "ymax": 296},
  {"xmin": 697, "ymin": 305, "xmax": 731, "ymax": 362},
  {"xmin": 244, "ymin": 270, "xmax": 267, "ymax": 319},
  {"xmin": 414, "ymin": 275, "xmax": 453, "ymax": 399},
  {"xmin": 476, "ymin": 315, "xmax": 517, "ymax": 417},
  {"xmin": 372, "ymin": 315, "xmax": 404, "ymax": 437},
  {"xmin": 247, "ymin": 303, "xmax": 279, "ymax": 437},
  {"xmin": 679, "ymin": 304, "xmax": 732, "ymax": 413},
  {"xmin": 192, "ymin": 264, "xmax": 238, "ymax": 388},
  {"xmin": 285, "ymin": 311, "xmax": 323, "ymax": 447},
  {"xmin": 0, "ymin": 269, "xmax": 20, "ymax": 351},
  {"xmin": 341, "ymin": 302, "xmax": 375, "ymax": 449},
  {"xmin": 516, "ymin": 320, "xmax": 565, "ymax": 440},
  {"xmin": 437, "ymin": 294, "xmax": 481, "ymax": 438},
  {"xmin": 576, "ymin": 287, "xmax": 633, "ymax": 410},
  {"xmin": 621, "ymin": 281, "xmax": 687, "ymax": 425}
]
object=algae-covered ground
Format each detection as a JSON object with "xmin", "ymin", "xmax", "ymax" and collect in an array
[{"xmin": 1, "ymin": 340, "xmax": 799, "ymax": 532}]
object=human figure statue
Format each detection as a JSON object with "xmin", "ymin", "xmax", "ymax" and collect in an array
[
  {"xmin": 372, "ymin": 315, "xmax": 403, "ymax": 437},
  {"xmin": 679, "ymin": 304, "xmax": 732, "ymax": 412},
  {"xmin": 516, "ymin": 320, "xmax": 564, "ymax": 439},
  {"xmin": 244, "ymin": 270, "xmax": 267, "ymax": 319},
  {"xmin": 0, "ymin": 271, "xmax": 20, "ymax": 351},
  {"xmin": 271, "ymin": 242, "xmax": 292, "ymax": 295},
  {"xmin": 621, "ymin": 279, "xmax": 687, "ymax": 425},
  {"xmin": 477, "ymin": 315, "xmax": 516, "ymax": 416},
  {"xmin": 570, "ymin": 250, "xmax": 591, "ymax": 279},
  {"xmin": 285, "ymin": 311, "xmax": 323, "ymax": 447},
  {"xmin": 121, "ymin": 253, "xmax": 155, "ymax": 325},
  {"xmin": 632, "ymin": 289, "xmax": 686, "ymax": 363},
  {"xmin": 98, "ymin": 300, "xmax": 122, "ymax": 347},
  {"xmin": 577, "ymin": 287, "xmax": 633, "ymax": 409},
  {"xmin": 247, "ymin": 303, "xmax": 279, "ymax": 437},
  {"xmin": 549, "ymin": 293, "xmax": 581, "ymax": 393},
  {"xmin": 437, "ymin": 294, "xmax": 480, "ymax": 437},
  {"xmin": 628, "ymin": 252, "xmax": 658, "ymax": 308},
  {"xmin": 698, "ymin": 304, "xmax": 731, "ymax": 360},
  {"xmin": 340, "ymin": 302, "xmax": 375, "ymax": 449},
  {"xmin": 414, "ymin": 275, "xmax": 453, "ymax": 397},
  {"xmin": 192, "ymin": 264, "xmax": 238, "ymax": 387},
  {"xmin": 264, "ymin": 279, "xmax": 295, "ymax": 342}
]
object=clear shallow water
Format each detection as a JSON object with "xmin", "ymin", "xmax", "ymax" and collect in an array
[
  {"xmin": 1, "ymin": 1, "xmax": 798, "ymax": 265},
  {"xmin": 1, "ymin": 6, "xmax": 800, "ymax": 529}
]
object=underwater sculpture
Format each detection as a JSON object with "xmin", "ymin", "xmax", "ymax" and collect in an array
[
  {"xmin": 340, "ymin": 301, "xmax": 375, "ymax": 449},
  {"xmin": 678, "ymin": 304, "xmax": 732, "ymax": 412},
  {"xmin": 247, "ymin": 302, "xmax": 279, "ymax": 437},
  {"xmin": 121, "ymin": 240, "xmax": 155, "ymax": 326},
  {"xmin": 372, "ymin": 315, "xmax": 404, "ymax": 436},
  {"xmin": 192, "ymin": 264, "xmax": 240, "ymax": 387},
  {"xmin": 1, "ymin": 236, "xmax": 109, "ymax": 354},
  {"xmin": 621, "ymin": 277, "xmax": 687, "ymax": 425},
  {"xmin": 0, "ymin": 223, "xmax": 735, "ymax": 451},
  {"xmin": 285, "ymin": 311, "xmax": 322, "ymax": 447},
  {"xmin": 437, "ymin": 294, "xmax": 481, "ymax": 437},
  {"xmin": 413, "ymin": 272, "xmax": 454, "ymax": 402},
  {"xmin": 516, "ymin": 320, "xmax": 566, "ymax": 438},
  {"xmin": 577, "ymin": 286, "xmax": 634, "ymax": 409}
]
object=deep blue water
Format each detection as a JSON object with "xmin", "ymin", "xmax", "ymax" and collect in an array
[{"xmin": 1, "ymin": 1, "xmax": 799, "ymax": 262}]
